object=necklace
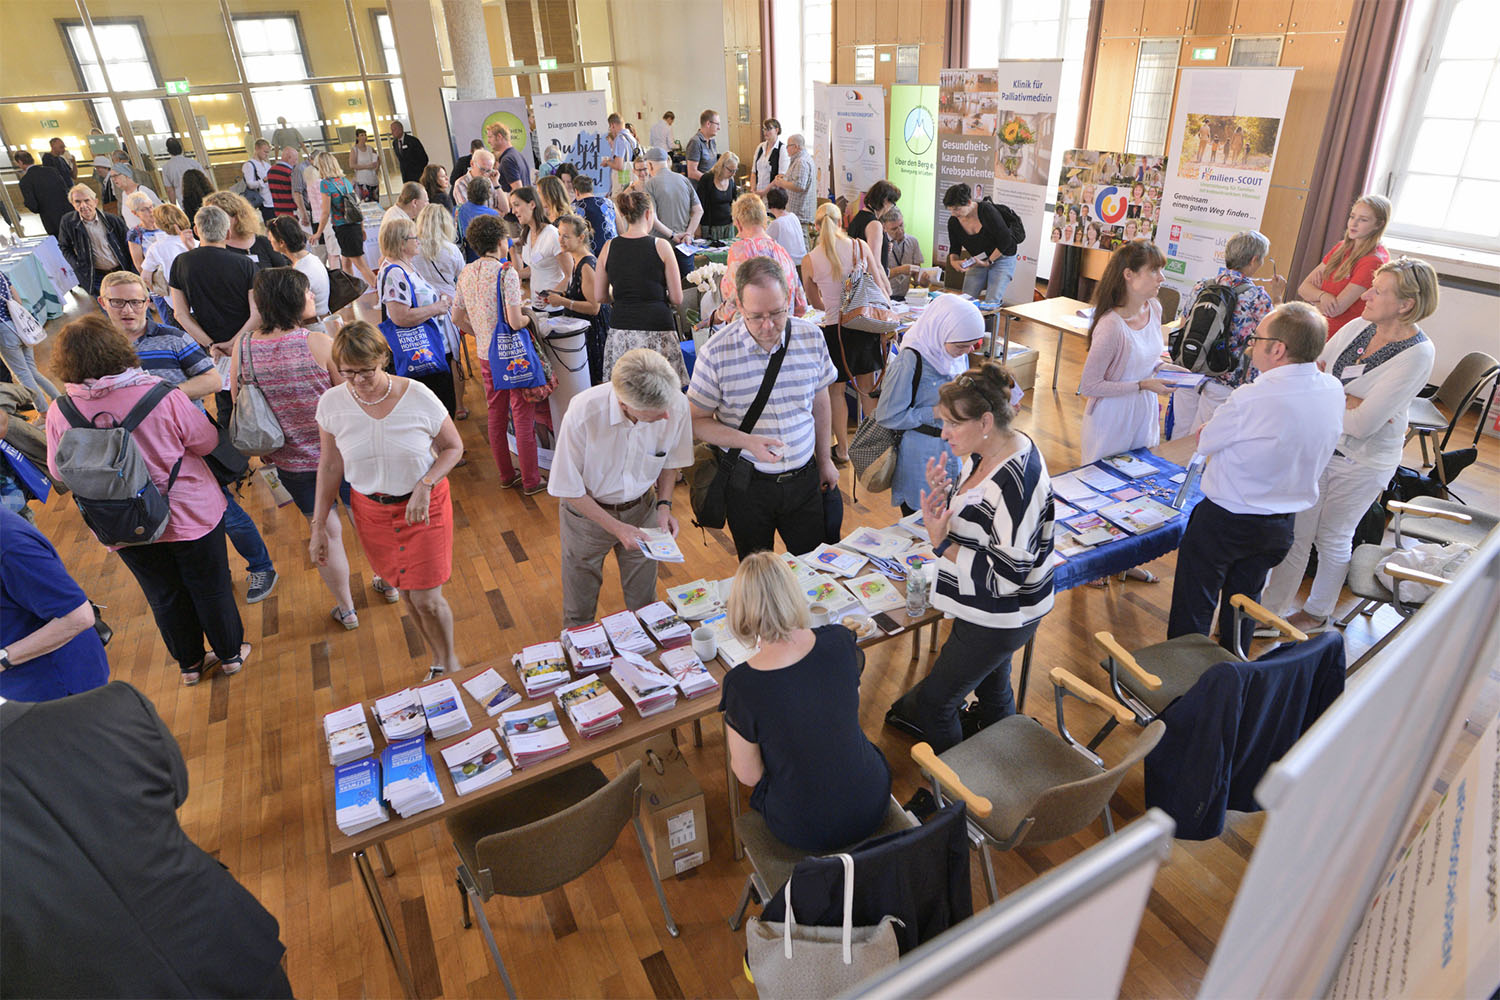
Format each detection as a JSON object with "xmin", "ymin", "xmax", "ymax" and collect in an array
[{"xmin": 349, "ymin": 376, "xmax": 394, "ymax": 407}]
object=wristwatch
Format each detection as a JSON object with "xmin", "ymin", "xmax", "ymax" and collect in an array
[
  {"xmin": 0, "ymin": 648, "xmax": 11, "ymax": 672},
  {"xmin": 656, "ymin": 500, "xmax": 673, "ymax": 508},
  {"xmin": 420, "ymin": 474, "xmax": 438, "ymax": 488}
]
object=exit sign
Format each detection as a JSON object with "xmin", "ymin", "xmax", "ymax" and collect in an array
[
  {"xmin": 538, "ymin": 57, "xmax": 558, "ymax": 70},
  {"xmin": 1191, "ymin": 47, "xmax": 1218, "ymax": 60},
  {"xmin": 347, "ymin": 98, "xmax": 360, "ymax": 106},
  {"xmin": 41, "ymin": 118, "xmax": 59, "ymax": 128},
  {"xmin": 165, "ymin": 79, "xmax": 190, "ymax": 95}
]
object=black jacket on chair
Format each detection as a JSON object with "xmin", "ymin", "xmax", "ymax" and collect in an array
[
  {"xmin": 19, "ymin": 166, "xmax": 72, "ymax": 237},
  {"xmin": 56, "ymin": 209, "xmax": 134, "ymax": 293},
  {"xmin": 0, "ymin": 682, "xmax": 288, "ymax": 998}
]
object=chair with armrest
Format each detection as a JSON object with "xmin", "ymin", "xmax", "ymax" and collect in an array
[
  {"xmin": 1404, "ymin": 350, "xmax": 1498, "ymax": 489},
  {"xmin": 445, "ymin": 761, "xmax": 677, "ymax": 1000},
  {"xmin": 1089, "ymin": 595, "xmax": 1306, "ymax": 750},
  {"xmin": 911, "ymin": 667, "xmax": 1165, "ymax": 903},
  {"xmin": 1380, "ymin": 497, "xmax": 1493, "ymax": 549},
  {"xmin": 1336, "ymin": 500, "xmax": 1466, "ymax": 628}
]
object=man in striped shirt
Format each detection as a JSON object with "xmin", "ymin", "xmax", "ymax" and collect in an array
[
  {"xmin": 264, "ymin": 147, "xmax": 304, "ymax": 221},
  {"xmin": 688, "ymin": 256, "xmax": 839, "ymax": 558}
]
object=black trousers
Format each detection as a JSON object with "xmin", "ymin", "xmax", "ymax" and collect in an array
[
  {"xmin": 115, "ymin": 519, "xmax": 245, "ymax": 673},
  {"xmin": 894, "ymin": 616, "xmax": 1040, "ymax": 753},
  {"xmin": 724, "ymin": 459, "xmax": 824, "ymax": 559},
  {"xmin": 1167, "ymin": 498, "xmax": 1295, "ymax": 652}
]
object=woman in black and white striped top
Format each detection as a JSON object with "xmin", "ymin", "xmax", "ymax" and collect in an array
[{"xmin": 886, "ymin": 362, "xmax": 1055, "ymax": 752}]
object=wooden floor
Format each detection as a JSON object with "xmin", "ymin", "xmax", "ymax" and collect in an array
[{"xmin": 21, "ymin": 292, "xmax": 1500, "ymax": 999}]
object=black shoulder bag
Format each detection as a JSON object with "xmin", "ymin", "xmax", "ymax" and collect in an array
[{"xmin": 689, "ymin": 323, "xmax": 789, "ymax": 529}]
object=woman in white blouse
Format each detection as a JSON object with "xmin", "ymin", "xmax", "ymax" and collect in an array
[
  {"xmin": 311, "ymin": 321, "xmax": 465, "ymax": 681},
  {"xmin": 139, "ymin": 203, "xmax": 195, "ymax": 326},
  {"xmin": 509, "ymin": 186, "xmax": 571, "ymax": 297},
  {"xmin": 1262, "ymin": 258, "xmax": 1439, "ymax": 633}
]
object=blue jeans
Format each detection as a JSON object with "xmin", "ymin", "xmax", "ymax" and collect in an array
[
  {"xmin": 961, "ymin": 253, "xmax": 1018, "ymax": 303},
  {"xmin": 222, "ymin": 488, "xmax": 274, "ymax": 575},
  {"xmin": 0, "ymin": 322, "xmax": 59, "ymax": 412}
]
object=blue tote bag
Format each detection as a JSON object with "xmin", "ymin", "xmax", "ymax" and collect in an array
[
  {"xmin": 487, "ymin": 264, "xmax": 549, "ymax": 392},
  {"xmin": 377, "ymin": 264, "xmax": 451, "ymax": 378}
]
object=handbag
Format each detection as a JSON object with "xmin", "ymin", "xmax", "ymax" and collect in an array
[
  {"xmin": 327, "ymin": 268, "xmax": 368, "ymax": 314},
  {"xmin": 688, "ymin": 323, "xmax": 789, "ymax": 530},
  {"xmin": 849, "ymin": 350, "xmax": 925, "ymax": 490},
  {"xmin": 487, "ymin": 266, "xmax": 549, "ymax": 392},
  {"xmin": 228, "ymin": 334, "xmax": 286, "ymax": 456},
  {"xmin": 378, "ymin": 264, "xmax": 451, "ymax": 378},
  {"xmin": 8, "ymin": 305, "xmax": 47, "ymax": 347},
  {"xmin": 839, "ymin": 242, "xmax": 900, "ymax": 334},
  {"xmin": 746, "ymin": 853, "xmax": 902, "ymax": 999}
]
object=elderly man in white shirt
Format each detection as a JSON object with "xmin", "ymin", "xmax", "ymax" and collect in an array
[
  {"xmin": 549, "ymin": 348, "xmax": 695, "ymax": 628},
  {"xmin": 1167, "ymin": 302, "xmax": 1345, "ymax": 652}
]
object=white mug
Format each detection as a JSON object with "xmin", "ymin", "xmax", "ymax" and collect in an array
[
  {"xmin": 809, "ymin": 603, "xmax": 829, "ymax": 627},
  {"xmin": 691, "ymin": 627, "xmax": 718, "ymax": 661}
]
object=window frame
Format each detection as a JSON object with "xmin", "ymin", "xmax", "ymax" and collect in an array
[
  {"xmin": 58, "ymin": 16, "xmax": 178, "ymax": 142},
  {"xmin": 1123, "ymin": 38, "xmax": 1180, "ymax": 157},
  {"xmin": 230, "ymin": 12, "xmax": 328, "ymax": 142},
  {"xmin": 370, "ymin": 10, "xmax": 409, "ymax": 121}
]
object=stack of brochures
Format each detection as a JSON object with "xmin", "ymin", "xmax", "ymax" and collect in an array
[
  {"xmin": 324, "ymin": 703, "xmax": 375, "ymax": 766},
  {"xmin": 439, "ymin": 728, "xmax": 512, "ymax": 796},
  {"xmin": 417, "ymin": 678, "xmax": 471, "ymax": 740},
  {"xmin": 557, "ymin": 674, "xmax": 626, "ymax": 737},
  {"xmin": 659, "ymin": 646, "xmax": 718, "ymax": 698},
  {"xmin": 801, "ymin": 543, "xmax": 867, "ymax": 578},
  {"xmin": 668, "ymin": 578, "xmax": 722, "ymax": 619},
  {"xmin": 514, "ymin": 641, "xmax": 571, "ymax": 697},
  {"xmin": 333, "ymin": 757, "xmax": 389, "ymax": 835},
  {"xmin": 636, "ymin": 528, "xmax": 685, "ymax": 562},
  {"xmin": 461, "ymin": 668, "xmax": 522, "ymax": 717},
  {"xmin": 611, "ymin": 651, "xmax": 679, "ymax": 716},
  {"xmin": 374, "ymin": 689, "xmax": 427, "ymax": 742},
  {"xmin": 802, "ymin": 574, "xmax": 860, "ymax": 617},
  {"xmin": 601, "ymin": 609, "xmax": 655, "ymax": 655},
  {"xmin": 847, "ymin": 573, "xmax": 906, "ymax": 613},
  {"xmin": 562, "ymin": 622, "xmax": 615, "ymax": 673},
  {"xmin": 699, "ymin": 611, "xmax": 755, "ymax": 667},
  {"xmin": 637, "ymin": 601, "xmax": 692, "ymax": 648},
  {"xmin": 500, "ymin": 704, "xmax": 571, "ymax": 768},
  {"xmin": 380, "ymin": 736, "xmax": 444, "ymax": 817},
  {"xmin": 841, "ymin": 527, "xmax": 913, "ymax": 561}
]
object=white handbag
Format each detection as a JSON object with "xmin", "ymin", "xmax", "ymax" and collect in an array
[{"xmin": 8, "ymin": 304, "xmax": 47, "ymax": 347}]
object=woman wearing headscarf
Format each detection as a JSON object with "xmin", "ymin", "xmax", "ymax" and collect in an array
[{"xmin": 873, "ymin": 296, "xmax": 983, "ymax": 515}]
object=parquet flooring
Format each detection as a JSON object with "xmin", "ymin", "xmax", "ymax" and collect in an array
[{"xmin": 20, "ymin": 291, "xmax": 1500, "ymax": 999}]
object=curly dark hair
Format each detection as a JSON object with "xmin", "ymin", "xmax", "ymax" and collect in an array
[{"xmin": 51, "ymin": 314, "xmax": 139, "ymax": 384}]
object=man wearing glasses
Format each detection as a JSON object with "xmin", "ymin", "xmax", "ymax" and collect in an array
[
  {"xmin": 684, "ymin": 109, "xmax": 721, "ymax": 182},
  {"xmin": 1166, "ymin": 302, "xmax": 1344, "ymax": 652},
  {"xmin": 688, "ymin": 256, "xmax": 839, "ymax": 558}
]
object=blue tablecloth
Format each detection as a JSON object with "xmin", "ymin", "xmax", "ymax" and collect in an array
[
  {"xmin": 0, "ymin": 236, "xmax": 73, "ymax": 320},
  {"xmin": 1053, "ymin": 448, "xmax": 1203, "ymax": 591}
]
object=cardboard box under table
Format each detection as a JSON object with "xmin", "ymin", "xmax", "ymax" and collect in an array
[{"xmin": 630, "ymin": 735, "xmax": 709, "ymax": 876}]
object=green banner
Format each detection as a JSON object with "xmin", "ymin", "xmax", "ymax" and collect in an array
[{"xmin": 887, "ymin": 85, "xmax": 939, "ymax": 266}]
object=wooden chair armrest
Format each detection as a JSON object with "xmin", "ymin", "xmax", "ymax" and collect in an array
[
  {"xmin": 1386, "ymin": 499, "xmax": 1473, "ymax": 523},
  {"xmin": 1229, "ymin": 594, "xmax": 1308, "ymax": 641},
  {"xmin": 1093, "ymin": 631, "xmax": 1162, "ymax": 690},
  {"xmin": 1050, "ymin": 667, "xmax": 1134, "ymax": 725},
  {"xmin": 1383, "ymin": 563, "xmax": 1451, "ymax": 588},
  {"xmin": 911, "ymin": 742, "xmax": 993, "ymax": 818}
]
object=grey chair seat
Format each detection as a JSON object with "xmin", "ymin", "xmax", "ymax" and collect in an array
[
  {"xmin": 1405, "ymin": 396, "xmax": 1446, "ymax": 431},
  {"xmin": 734, "ymin": 797, "xmax": 915, "ymax": 898},
  {"xmin": 445, "ymin": 763, "xmax": 608, "ymax": 889},
  {"xmin": 1347, "ymin": 544, "xmax": 1408, "ymax": 604},
  {"xmin": 938, "ymin": 715, "xmax": 1104, "ymax": 845},
  {"xmin": 1105, "ymin": 633, "xmax": 1233, "ymax": 716},
  {"xmin": 1397, "ymin": 499, "xmax": 1497, "ymax": 548}
]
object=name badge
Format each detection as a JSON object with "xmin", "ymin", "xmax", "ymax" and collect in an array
[{"xmin": 1341, "ymin": 364, "xmax": 1366, "ymax": 380}]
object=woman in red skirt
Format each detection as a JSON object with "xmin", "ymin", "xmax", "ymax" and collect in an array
[{"xmin": 311, "ymin": 322, "xmax": 466, "ymax": 680}]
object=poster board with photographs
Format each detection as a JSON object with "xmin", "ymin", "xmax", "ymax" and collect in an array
[{"xmin": 1051, "ymin": 149, "xmax": 1166, "ymax": 251}]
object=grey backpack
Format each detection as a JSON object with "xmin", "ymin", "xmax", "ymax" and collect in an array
[
  {"xmin": 54, "ymin": 382, "xmax": 182, "ymax": 546},
  {"xmin": 228, "ymin": 334, "xmax": 285, "ymax": 456}
]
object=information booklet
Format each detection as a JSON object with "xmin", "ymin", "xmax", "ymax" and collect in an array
[
  {"xmin": 802, "ymin": 574, "xmax": 860, "ymax": 617},
  {"xmin": 333, "ymin": 757, "xmax": 389, "ymax": 835},
  {"xmin": 667, "ymin": 578, "xmax": 722, "ymax": 619},
  {"xmin": 1100, "ymin": 453, "xmax": 1158, "ymax": 479},
  {"xmin": 600, "ymin": 609, "xmax": 655, "ymax": 655},
  {"xmin": 324, "ymin": 703, "xmax": 375, "ymax": 766},
  {"xmin": 1098, "ymin": 498, "xmax": 1180, "ymax": 534},
  {"xmin": 658, "ymin": 646, "xmax": 719, "ymax": 698},
  {"xmin": 847, "ymin": 573, "xmax": 907, "ymax": 614},
  {"xmin": 635, "ymin": 528, "xmax": 685, "ymax": 562},
  {"xmin": 380, "ymin": 737, "xmax": 444, "ymax": 817},
  {"xmin": 556, "ymin": 674, "xmax": 627, "ymax": 737},
  {"xmin": 461, "ymin": 668, "xmax": 522, "ymax": 717},
  {"xmin": 373, "ymin": 688, "xmax": 427, "ymax": 742},
  {"xmin": 894, "ymin": 509, "xmax": 927, "ymax": 538},
  {"xmin": 500, "ymin": 704, "xmax": 571, "ymax": 768},
  {"xmin": 801, "ymin": 542, "xmax": 867, "ymax": 578},
  {"xmin": 513, "ymin": 641, "xmax": 571, "ymax": 697},
  {"xmin": 1073, "ymin": 465, "xmax": 1130, "ymax": 492},
  {"xmin": 610, "ymin": 652, "xmax": 679, "ymax": 717},
  {"xmin": 700, "ymin": 611, "xmax": 755, "ymax": 667},
  {"xmin": 439, "ymin": 728, "xmax": 512, "ymax": 796},
  {"xmin": 841, "ymin": 527, "xmax": 912, "ymax": 560},
  {"xmin": 901, "ymin": 547, "xmax": 938, "ymax": 573},
  {"xmin": 417, "ymin": 678, "xmax": 472, "ymax": 740},
  {"xmin": 562, "ymin": 623, "xmax": 614, "ymax": 674},
  {"xmin": 778, "ymin": 552, "xmax": 822, "ymax": 579},
  {"xmin": 637, "ymin": 601, "xmax": 693, "ymax": 648},
  {"xmin": 1061, "ymin": 511, "xmax": 1129, "ymax": 546}
]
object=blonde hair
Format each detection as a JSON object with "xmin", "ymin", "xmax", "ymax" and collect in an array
[
  {"xmin": 379, "ymin": 214, "xmax": 415, "ymax": 261},
  {"xmin": 204, "ymin": 190, "xmax": 263, "ymax": 238},
  {"xmin": 727, "ymin": 552, "xmax": 809, "ymax": 645},
  {"xmin": 536, "ymin": 175, "xmax": 570, "ymax": 220},
  {"xmin": 67, "ymin": 183, "xmax": 95, "ymax": 202},
  {"xmin": 610, "ymin": 348, "xmax": 678, "ymax": 411},
  {"xmin": 731, "ymin": 192, "xmax": 767, "ymax": 230},
  {"xmin": 814, "ymin": 202, "xmax": 851, "ymax": 281},
  {"xmin": 124, "ymin": 191, "xmax": 155, "ymax": 216},
  {"xmin": 1326, "ymin": 193, "xmax": 1391, "ymax": 282},
  {"xmin": 332, "ymin": 321, "xmax": 392, "ymax": 369},
  {"xmin": 711, "ymin": 151, "xmax": 740, "ymax": 184},
  {"xmin": 153, "ymin": 203, "xmax": 190, "ymax": 234},
  {"xmin": 99, "ymin": 270, "xmax": 149, "ymax": 296},
  {"xmin": 415, "ymin": 203, "xmax": 455, "ymax": 263},
  {"xmin": 1374, "ymin": 257, "xmax": 1440, "ymax": 324}
]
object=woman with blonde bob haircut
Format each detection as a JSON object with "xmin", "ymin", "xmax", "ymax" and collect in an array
[
  {"xmin": 715, "ymin": 192, "xmax": 808, "ymax": 324},
  {"xmin": 719, "ymin": 552, "xmax": 892, "ymax": 852}
]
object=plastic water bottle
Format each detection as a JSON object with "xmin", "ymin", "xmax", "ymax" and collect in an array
[{"xmin": 906, "ymin": 567, "xmax": 929, "ymax": 617}]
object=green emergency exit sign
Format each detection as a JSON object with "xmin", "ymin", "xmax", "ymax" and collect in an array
[
  {"xmin": 41, "ymin": 119, "xmax": 59, "ymax": 128},
  {"xmin": 1191, "ymin": 47, "xmax": 1218, "ymax": 60},
  {"xmin": 166, "ymin": 79, "xmax": 190, "ymax": 95},
  {"xmin": 538, "ymin": 57, "xmax": 558, "ymax": 70}
]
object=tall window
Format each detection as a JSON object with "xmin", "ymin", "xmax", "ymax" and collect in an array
[
  {"xmin": 232, "ymin": 16, "xmax": 319, "ymax": 135},
  {"xmin": 1377, "ymin": 0, "xmax": 1500, "ymax": 251},
  {"xmin": 1124, "ymin": 39, "xmax": 1179, "ymax": 155},
  {"xmin": 802, "ymin": 0, "xmax": 833, "ymax": 135},
  {"xmin": 65, "ymin": 22, "xmax": 172, "ymax": 149},
  {"xmin": 373, "ymin": 12, "xmax": 409, "ymax": 120},
  {"xmin": 770, "ymin": 0, "xmax": 832, "ymax": 140}
]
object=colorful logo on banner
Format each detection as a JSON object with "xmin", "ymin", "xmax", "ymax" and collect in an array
[
  {"xmin": 903, "ymin": 106, "xmax": 935, "ymax": 156},
  {"xmin": 1095, "ymin": 185, "xmax": 1128, "ymax": 225}
]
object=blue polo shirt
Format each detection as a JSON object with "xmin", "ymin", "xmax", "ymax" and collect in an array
[{"xmin": 0, "ymin": 509, "xmax": 110, "ymax": 702}]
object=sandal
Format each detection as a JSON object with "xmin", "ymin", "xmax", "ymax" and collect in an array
[
  {"xmin": 181, "ymin": 660, "xmax": 209, "ymax": 686},
  {"xmin": 218, "ymin": 643, "xmax": 252, "ymax": 676},
  {"xmin": 499, "ymin": 473, "xmax": 523, "ymax": 489},
  {"xmin": 454, "ymin": 407, "xmax": 470, "ymax": 420},
  {"xmin": 423, "ymin": 664, "xmax": 447, "ymax": 682},
  {"xmin": 1123, "ymin": 567, "xmax": 1160, "ymax": 584},
  {"xmin": 331, "ymin": 606, "xmax": 360, "ymax": 630},
  {"xmin": 372, "ymin": 576, "xmax": 401, "ymax": 603}
]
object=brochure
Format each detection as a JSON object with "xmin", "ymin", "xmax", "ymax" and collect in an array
[
  {"xmin": 1100, "ymin": 453, "xmax": 1158, "ymax": 479},
  {"xmin": 439, "ymin": 728, "xmax": 512, "ymax": 796},
  {"xmin": 667, "ymin": 578, "xmax": 722, "ymax": 619},
  {"xmin": 801, "ymin": 543, "xmax": 867, "ymax": 578},
  {"xmin": 1061, "ymin": 512, "xmax": 1129, "ymax": 546},
  {"xmin": 461, "ymin": 668, "xmax": 522, "ymax": 717},
  {"xmin": 635, "ymin": 528, "xmax": 685, "ymax": 563},
  {"xmin": 841, "ymin": 527, "xmax": 912, "ymax": 560},
  {"xmin": 1073, "ymin": 465, "xmax": 1130, "ymax": 492},
  {"xmin": 801, "ymin": 574, "xmax": 860, "ymax": 617},
  {"xmin": 846, "ymin": 573, "xmax": 907, "ymax": 614}
]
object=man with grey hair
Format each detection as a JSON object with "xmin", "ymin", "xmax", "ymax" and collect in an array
[
  {"xmin": 644, "ymin": 147, "xmax": 702, "ymax": 245},
  {"xmin": 168, "ymin": 205, "xmax": 260, "ymax": 361},
  {"xmin": 688, "ymin": 256, "xmax": 838, "ymax": 558},
  {"xmin": 1170, "ymin": 229, "xmax": 1280, "ymax": 438},
  {"xmin": 771, "ymin": 133, "xmax": 817, "ymax": 231},
  {"xmin": 549, "ymin": 348, "xmax": 695, "ymax": 627},
  {"xmin": 452, "ymin": 148, "xmax": 509, "ymax": 214}
]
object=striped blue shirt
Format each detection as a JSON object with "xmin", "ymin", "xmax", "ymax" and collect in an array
[
  {"xmin": 132, "ymin": 320, "xmax": 213, "ymax": 389},
  {"xmin": 687, "ymin": 316, "xmax": 836, "ymax": 473},
  {"xmin": 933, "ymin": 435, "xmax": 1056, "ymax": 629}
]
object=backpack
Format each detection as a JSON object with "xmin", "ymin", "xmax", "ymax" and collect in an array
[
  {"xmin": 1170, "ymin": 278, "xmax": 1253, "ymax": 376},
  {"xmin": 329, "ymin": 179, "xmax": 363, "ymax": 227},
  {"xmin": 980, "ymin": 196, "xmax": 1025, "ymax": 252},
  {"xmin": 53, "ymin": 382, "xmax": 182, "ymax": 546}
]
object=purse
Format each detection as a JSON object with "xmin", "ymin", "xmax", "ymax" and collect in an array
[
  {"xmin": 228, "ymin": 334, "xmax": 286, "ymax": 456},
  {"xmin": 326, "ymin": 268, "xmax": 367, "ymax": 314},
  {"xmin": 839, "ymin": 242, "xmax": 900, "ymax": 334},
  {"xmin": 849, "ymin": 350, "xmax": 925, "ymax": 490},
  {"xmin": 378, "ymin": 264, "xmax": 451, "ymax": 378},
  {"xmin": 8, "ymin": 304, "xmax": 47, "ymax": 347},
  {"xmin": 688, "ymin": 323, "xmax": 788, "ymax": 530},
  {"xmin": 746, "ymin": 853, "xmax": 902, "ymax": 999}
]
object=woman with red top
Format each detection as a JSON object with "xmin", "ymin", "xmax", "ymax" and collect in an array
[
  {"xmin": 45, "ymin": 315, "xmax": 248, "ymax": 685},
  {"xmin": 232, "ymin": 267, "xmax": 362, "ymax": 629},
  {"xmin": 1297, "ymin": 193, "xmax": 1390, "ymax": 339}
]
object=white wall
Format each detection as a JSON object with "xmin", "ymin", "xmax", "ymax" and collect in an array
[{"xmin": 611, "ymin": 0, "xmax": 727, "ymax": 149}]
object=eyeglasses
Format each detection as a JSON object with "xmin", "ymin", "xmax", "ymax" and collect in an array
[
  {"xmin": 404, "ymin": 235, "xmax": 420, "ymax": 242},
  {"xmin": 1245, "ymin": 336, "xmax": 1283, "ymax": 346},
  {"xmin": 338, "ymin": 367, "xmax": 379, "ymax": 379},
  {"xmin": 105, "ymin": 297, "xmax": 148, "ymax": 310},
  {"xmin": 742, "ymin": 308, "xmax": 788, "ymax": 328}
]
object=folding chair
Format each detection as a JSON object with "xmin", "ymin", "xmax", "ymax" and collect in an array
[{"xmin": 1337, "ymin": 500, "xmax": 1467, "ymax": 628}]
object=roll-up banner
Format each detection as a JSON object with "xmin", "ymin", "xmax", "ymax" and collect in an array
[
  {"xmin": 1155, "ymin": 67, "xmax": 1296, "ymax": 296},
  {"xmin": 830, "ymin": 85, "xmax": 886, "ymax": 204},
  {"xmin": 531, "ymin": 90, "xmax": 608, "ymax": 166},
  {"xmin": 812, "ymin": 82, "xmax": 833, "ymax": 201},
  {"xmin": 447, "ymin": 97, "xmax": 530, "ymax": 161},
  {"xmin": 887, "ymin": 85, "xmax": 939, "ymax": 264}
]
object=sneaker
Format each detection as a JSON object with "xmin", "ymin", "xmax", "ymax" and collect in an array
[
  {"xmin": 331, "ymin": 606, "xmax": 360, "ymax": 630},
  {"xmin": 523, "ymin": 481, "xmax": 548, "ymax": 496},
  {"xmin": 498, "ymin": 473, "xmax": 523, "ymax": 489},
  {"xmin": 246, "ymin": 569, "xmax": 278, "ymax": 604},
  {"xmin": 372, "ymin": 576, "xmax": 401, "ymax": 604}
]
